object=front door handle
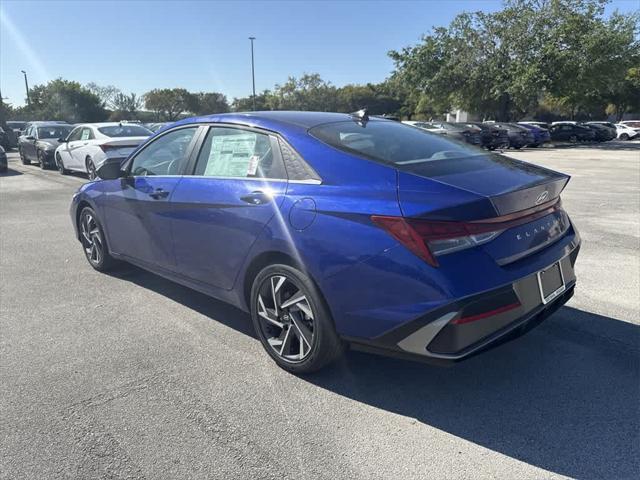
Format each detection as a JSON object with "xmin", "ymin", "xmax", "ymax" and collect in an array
[
  {"xmin": 240, "ymin": 191, "xmax": 271, "ymax": 205},
  {"xmin": 149, "ymin": 188, "xmax": 170, "ymax": 200}
]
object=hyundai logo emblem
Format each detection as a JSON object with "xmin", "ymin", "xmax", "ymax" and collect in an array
[{"xmin": 535, "ymin": 190, "xmax": 549, "ymax": 205}]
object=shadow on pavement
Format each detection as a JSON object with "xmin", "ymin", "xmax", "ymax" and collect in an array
[
  {"xmin": 108, "ymin": 264, "xmax": 255, "ymax": 338},
  {"xmin": 306, "ymin": 307, "xmax": 639, "ymax": 479},
  {"xmin": 105, "ymin": 265, "xmax": 639, "ymax": 478},
  {"xmin": 0, "ymin": 168, "xmax": 23, "ymax": 177}
]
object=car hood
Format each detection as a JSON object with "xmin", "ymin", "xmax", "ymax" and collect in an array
[{"xmin": 36, "ymin": 138, "xmax": 61, "ymax": 149}]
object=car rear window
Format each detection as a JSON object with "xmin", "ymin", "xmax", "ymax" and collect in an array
[
  {"xmin": 98, "ymin": 125, "xmax": 152, "ymax": 137},
  {"xmin": 309, "ymin": 120, "xmax": 484, "ymax": 167}
]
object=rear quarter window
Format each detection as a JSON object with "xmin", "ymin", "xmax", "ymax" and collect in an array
[{"xmin": 309, "ymin": 120, "xmax": 483, "ymax": 166}]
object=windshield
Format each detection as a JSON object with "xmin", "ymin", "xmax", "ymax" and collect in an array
[
  {"xmin": 309, "ymin": 120, "xmax": 484, "ymax": 166},
  {"xmin": 98, "ymin": 125, "xmax": 152, "ymax": 137},
  {"xmin": 38, "ymin": 126, "xmax": 72, "ymax": 139}
]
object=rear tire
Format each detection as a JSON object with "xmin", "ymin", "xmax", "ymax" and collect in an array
[
  {"xmin": 250, "ymin": 264, "xmax": 345, "ymax": 374},
  {"xmin": 620, "ymin": 133, "xmax": 629, "ymax": 141},
  {"xmin": 78, "ymin": 206, "xmax": 119, "ymax": 272}
]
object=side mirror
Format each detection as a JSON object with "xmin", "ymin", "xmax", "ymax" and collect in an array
[
  {"xmin": 96, "ymin": 160, "xmax": 125, "ymax": 180},
  {"xmin": 58, "ymin": 137, "xmax": 68, "ymax": 143}
]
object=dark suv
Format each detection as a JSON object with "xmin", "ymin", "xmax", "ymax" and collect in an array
[{"xmin": 549, "ymin": 123, "xmax": 596, "ymax": 143}]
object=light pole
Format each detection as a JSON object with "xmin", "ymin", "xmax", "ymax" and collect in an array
[
  {"xmin": 20, "ymin": 70, "xmax": 30, "ymax": 106},
  {"xmin": 249, "ymin": 37, "xmax": 256, "ymax": 111}
]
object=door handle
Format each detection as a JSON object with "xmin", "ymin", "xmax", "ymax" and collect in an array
[
  {"xmin": 149, "ymin": 188, "xmax": 170, "ymax": 200},
  {"xmin": 240, "ymin": 191, "xmax": 271, "ymax": 205}
]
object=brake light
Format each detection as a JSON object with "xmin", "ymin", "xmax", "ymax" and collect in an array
[{"xmin": 371, "ymin": 199, "xmax": 561, "ymax": 267}]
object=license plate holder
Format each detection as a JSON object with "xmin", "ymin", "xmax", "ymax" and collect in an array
[{"xmin": 537, "ymin": 261, "xmax": 566, "ymax": 305}]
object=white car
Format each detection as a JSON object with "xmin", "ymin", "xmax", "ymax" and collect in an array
[
  {"xmin": 619, "ymin": 120, "xmax": 640, "ymax": 132},
  {"xmin": 55, "ymin": 122, "xmax": 152, "ymax": 179},
  {"xmin": 615, "ymin": 123, "xmax": 639, "ymax": 140}
]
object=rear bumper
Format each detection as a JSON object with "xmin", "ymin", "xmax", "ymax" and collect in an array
[{"xmin": 347, "ymin": 244, "xmax": 579, "ymax": 363}]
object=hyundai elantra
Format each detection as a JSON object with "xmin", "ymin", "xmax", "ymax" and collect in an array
[{"xmin": 70, "ymin": 111, "xmax": 580, "ymax": 373}]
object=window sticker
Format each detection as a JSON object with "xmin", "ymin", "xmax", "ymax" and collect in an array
[
  {"xmin": 204, "ymin": 132, "xmax": 257, "ymax": 177},
  {"xmin": 81, "ymin": 129, "xmax": 91, "ymax": 141}
]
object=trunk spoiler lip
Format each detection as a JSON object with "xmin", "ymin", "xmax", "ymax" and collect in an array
[{"xmin": 468, "ymin": 197, "xmax": 561, "ymax": 224}]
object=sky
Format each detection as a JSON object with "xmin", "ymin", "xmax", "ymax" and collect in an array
[{"xmin": 1, "ymin": 0, "xmax": 638, "ymax": 106}]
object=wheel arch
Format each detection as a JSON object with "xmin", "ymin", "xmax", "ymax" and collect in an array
[
  {"xmin": 242, "ymin": 251, "xmax": 303, "ymax": 310},
  {"xmin": 75, "ymin": 200, "xmax": 93, "ymax": 239}
]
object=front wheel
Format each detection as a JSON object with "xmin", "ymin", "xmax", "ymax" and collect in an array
[
  {"xmin": 620, "ymin": 133, "xmax": 629, "ymax": 141},
  {"xmin": 251, "ymin": 264, "xmax": 344, "ymax": 373},
  {"xmin": 37, "ymin": 150, "xmax": 48, "ymax": 169},
  {"xmin": 86, "ymin": 158, "xmax": 97, "ymax": 180},
  {"xmin": 79, "ymin": 207, "xmax": 118, "ymax": 271},
  {"xmin": 56, "ymin": 153, "xmax": 69, "ymax": 175}
]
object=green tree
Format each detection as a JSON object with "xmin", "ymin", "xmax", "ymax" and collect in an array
[
  {"xmin": 109, "ymin": 92, "xmax": 143, "ymax": 120},
  {"xmin": 334, "ymin": 83, "xmax": 402, "ymax": 115},
  {"xmin": 187, "ymin": 92, "xmax": 230, "ymax": 115},
  {"xmin": 267, "ymin": 74, "xmax": 337, "ymax": 111},
  {"xmin": 26, "ymin": 79, "xmax": 105, "ymax": 122},
  {"xmin": 85, "ymin": 83, "xmax": 121, "ymax": 110},
  {"xmin": 143, "ymin": 88, "xmax": 191, "ymax": 121},
  {"xmin": 231, "ymin": 90, "xmax": 272, "ymax": 111},
  {"xmin": 389, "ymin": 0, "xmax": 639, "ymax": 120}
]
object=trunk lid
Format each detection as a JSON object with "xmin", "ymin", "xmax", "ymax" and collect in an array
[
  {"xmin": 398, "ymin": 153, "xmax": 569, "ymax": 220},
  {"xmin": 101, "ymin": 136, "xmax": 148, "ymax": 157},
  {"xmin": 397, "ymin": 153, "xmax": 571, "ymax": 264}
]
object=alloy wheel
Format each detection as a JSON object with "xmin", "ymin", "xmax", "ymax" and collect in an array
[
  {"xmin": 80, "ymin": 211, "xmax": 103, "ymax": 266},
  {"xmin": 38, "ymin": 151, "xmax": 46, "ymax": 169},
  {"xmin": 87, "ymin": 160, "xmax": 96, "ymax": 180},
  {"xmin": 256, "ymin": 274, "xmax": 316, "ymax": 362}
]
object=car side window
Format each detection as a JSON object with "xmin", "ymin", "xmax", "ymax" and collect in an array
[
  {"xmin": 278, "ymin": 138, "xmax": 321, "ymax": 182},
  {"xmin": 130, "ymin": 127, "xmax": 197, "ymax": 176},
  {"xmin": 80, "ymin": 128, "xmax": 93, "ymax": 141},
  {"xmin": 194, "ymin": 127, "xmax": 286, "ymax": 180},
  {"xmin": 68, "ymin": 128, "xmax": 83, "ymax": 142}
]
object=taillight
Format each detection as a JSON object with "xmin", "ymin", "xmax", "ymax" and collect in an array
[{"xmin": 372, "ymin": 199, "xmax": 561, "ymax": 267}]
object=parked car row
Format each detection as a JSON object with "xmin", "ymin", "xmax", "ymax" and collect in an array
[
  {"xmin": 17, "ymin": 121, "xmax": 153, "ymax": 179},
  {"xmin": 403, "ymin": 118, "xmax": 638, "ymax": 150},
  {"xmin": 521, "ymin": 120, "xmax": 638, "ymax": 142},
  {"xmin": 404, "ymin": 121, "xmax": 539, "ymax": 150}
]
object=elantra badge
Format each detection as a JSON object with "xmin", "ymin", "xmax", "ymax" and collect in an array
[{"xmin": 535, "ymin": 190, "xmax": 549, "ymax": 205}]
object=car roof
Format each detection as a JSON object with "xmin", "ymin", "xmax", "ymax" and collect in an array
[{"xmin": 170, "ymin": 111, "xmax": 390, "ymax": 133}]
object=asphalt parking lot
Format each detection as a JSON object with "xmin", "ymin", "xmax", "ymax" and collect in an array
[{"xmin": 1, "ymin": 142, "xmax": 639, "ymax": 479}]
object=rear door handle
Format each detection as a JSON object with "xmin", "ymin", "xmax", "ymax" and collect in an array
[
  {"xmin": 149, "ymin": 188, "xmax": 170, "ymax": 200},
  {"xmin": 240, "ymin": 191, "xmax": 271, "ymax": 205}
]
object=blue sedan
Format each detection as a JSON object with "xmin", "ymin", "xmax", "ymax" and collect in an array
[{"xmin": 70, "ymin": 111, "xmax": 580, "ymax": 373}]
